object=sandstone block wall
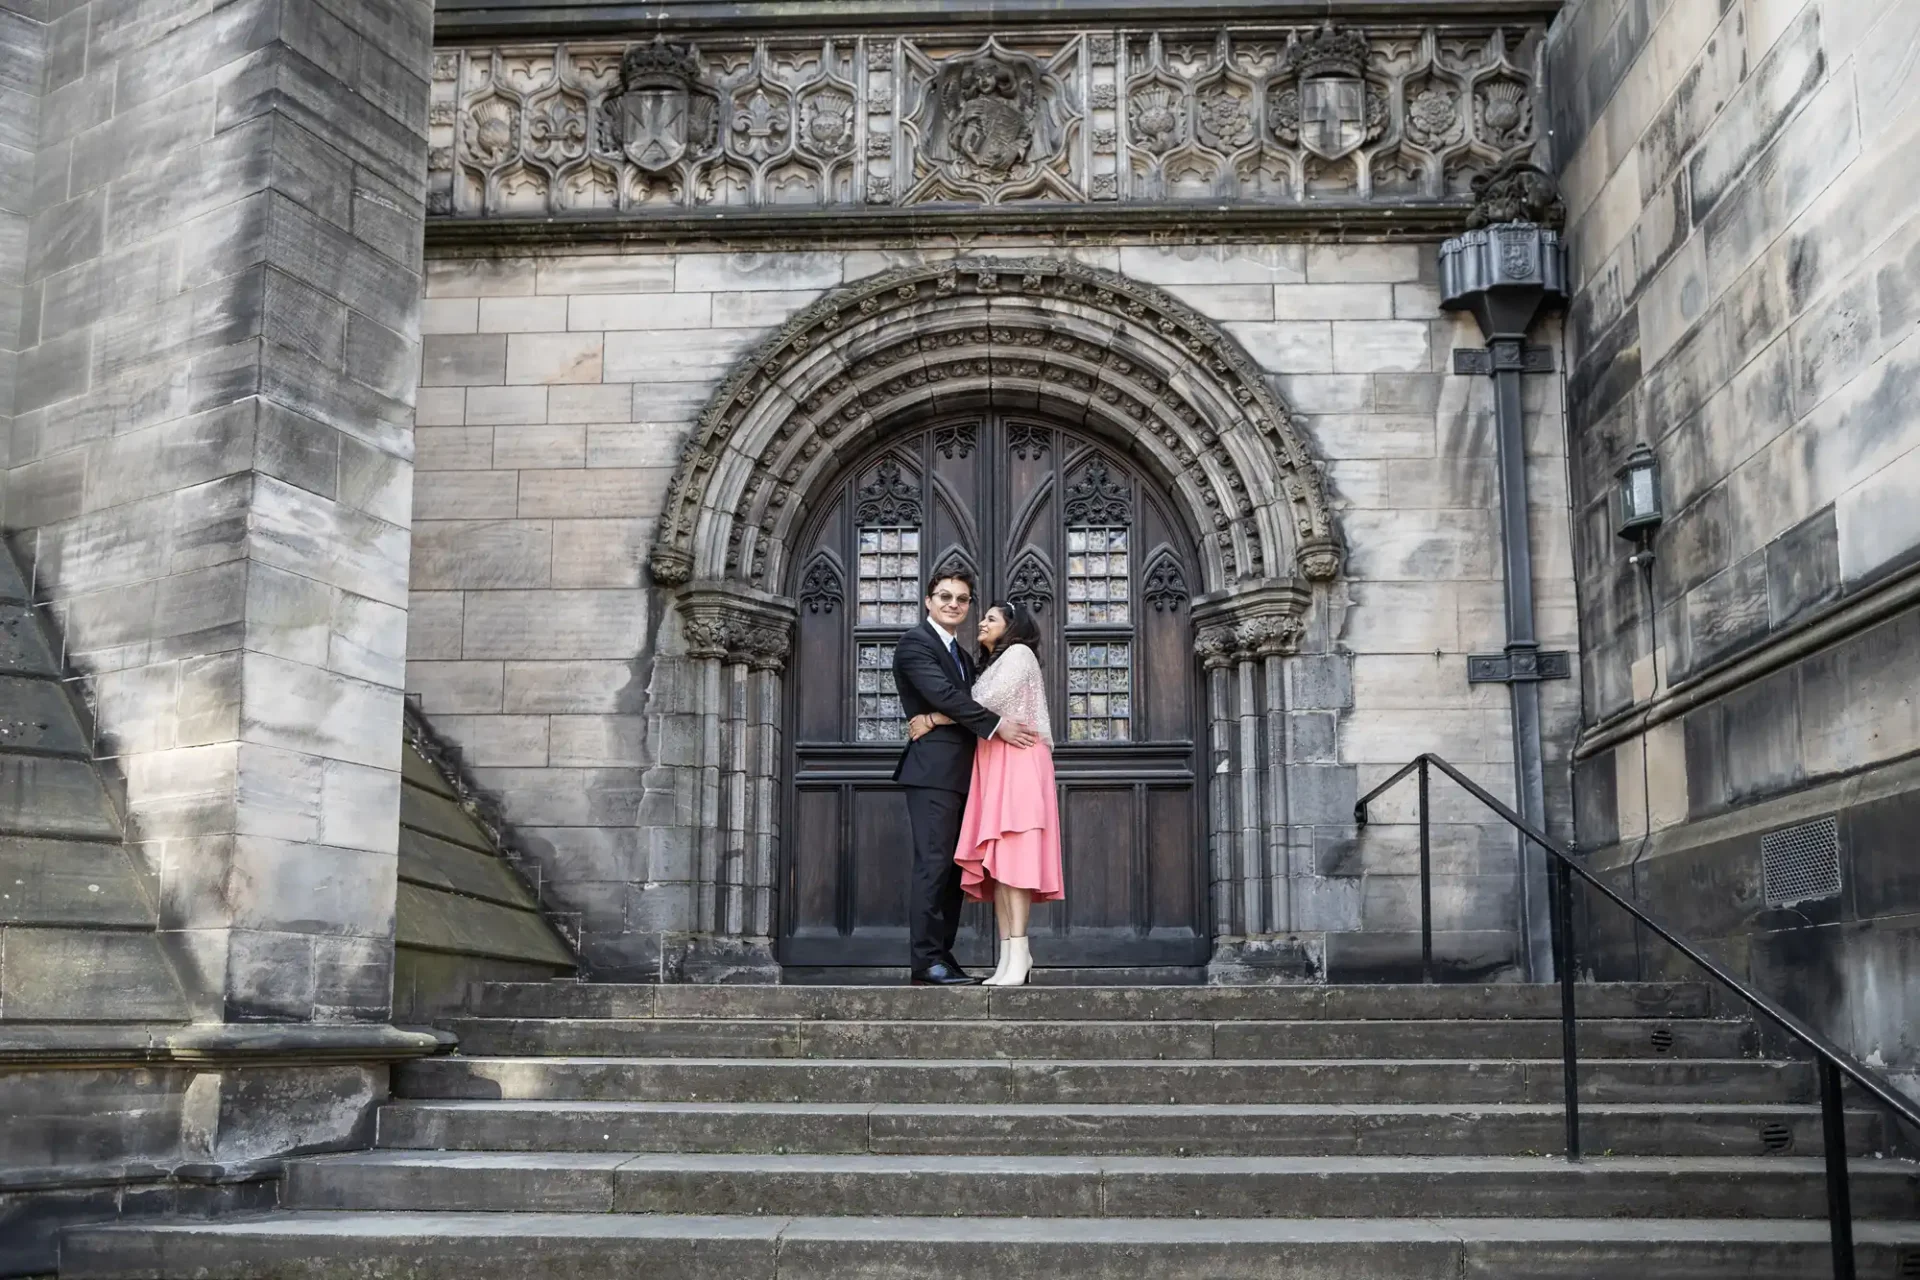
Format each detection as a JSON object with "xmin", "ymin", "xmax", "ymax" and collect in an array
[
  {"xmin": 412, "ymin": 237, "xmax": 1577, "ymax": 981},
  {"xmin": 1552, "ymin": 0, "xmax": 1920, "ymax": 1090},
  {"xmin": 2, "ymin": 0, "xmax": 434, "ymax": 1023}
]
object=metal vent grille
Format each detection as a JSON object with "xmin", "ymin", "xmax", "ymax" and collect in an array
[
  {"xmin": 1761, "ymin": 817, "xmax": 1841, "ymax": 908},
  {"xmin": 1758, "ymin": 1121, "xmax": 1794, "ymax": 1153},
  {"xmin": 1898, "ymin": 1249, "xmax": 1920, "ymax": 1279},
  {"xmin": 1649, "ymin": 1026, "xmax": 1674, "ymax": 1054}
]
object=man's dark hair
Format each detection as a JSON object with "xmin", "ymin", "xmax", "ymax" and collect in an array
[{"xmin": 924, "ymin": 567, "xmax": 977, "ymax": 600}]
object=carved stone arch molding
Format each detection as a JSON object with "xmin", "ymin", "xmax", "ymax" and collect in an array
[{"xmin": 647, "ymin": 257, "xmax": 1344, "ymax": 599}]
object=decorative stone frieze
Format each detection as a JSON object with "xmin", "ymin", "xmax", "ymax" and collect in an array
[
  {"xmin": 645, "ymin": 257, "xmax": 1343, "ymax": 597},
  {"xmin": 428, "ymin": 21, "xmax": 1545, "ymax": 218}
]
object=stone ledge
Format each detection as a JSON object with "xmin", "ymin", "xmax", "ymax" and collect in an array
[
  {"xmin": 436, "ymin": 0, "xmax": 1568, "ymax": 38},
  {"xmin": 425, "ymin": 203, "xmax": 1478, "ymax": 250},
  {"xmin": 0, "ymin": 1023, "xmax": 447, "ymax": 1069},
  {"xmin": 1576, "ymin": 560, "xmax": 1920, "ymax": 762}
]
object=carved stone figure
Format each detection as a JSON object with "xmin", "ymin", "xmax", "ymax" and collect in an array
[
  {"xmin": 1465, "ymin": 160, "xmax": 1566, "ymax": 230},
  {"xmin": 610, "ymin": 37, "xmax": 717, "ymax": 171},
  {"xmin": 925, "ymin": 52, "xmax": 1041, "ymax": 178}
]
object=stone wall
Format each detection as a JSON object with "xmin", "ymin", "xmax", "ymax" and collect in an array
[
  {"xmin": 1551, "ymin": 0, "xmax": 1920, "ymax": 1091},
  {"xmin": 0, "ymin": 3, "xmax": 440, "ymax": 1269},
  {"xmin": 411, "ymin": 236, "xmax": 1577, "ymax": 982},
  {"xmin": 0, "ymin": 0, "xmax": 35, "ymax": 461},
  {"xmin": 4, "ymin": 0, "xmax": 434, "ymax": 1024}
]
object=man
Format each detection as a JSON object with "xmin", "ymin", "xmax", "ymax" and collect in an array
[{"xmin": 892, "ymin": 569, "xmax": 1038, "ymax": 985}]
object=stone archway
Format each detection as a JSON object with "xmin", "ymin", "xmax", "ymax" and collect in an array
[
  {"xmin": 644, "ymin": 257, "xmax": 1343, "ymax": 981},
  {"xmin": 649, "ymin": 257, "xmax": 1341, "ymax": 594}
]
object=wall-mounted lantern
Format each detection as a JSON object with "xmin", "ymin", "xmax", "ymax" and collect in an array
[{"xmin": 1614, "ymin": 442, "xmax": 1664, "ymax": 549}]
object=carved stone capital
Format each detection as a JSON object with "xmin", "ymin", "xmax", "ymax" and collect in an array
[
  {"xmin": 676, "ymin": 583, "xmax": 797, "ymax": 670},
  {"xmin": 1191, "ymin": 578, "xmax": 1312, "ymax": 665}
]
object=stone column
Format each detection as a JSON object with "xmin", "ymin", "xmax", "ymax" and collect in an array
[
  {"xmin": 672, "ymin": 585, "xmax": 791, "ymax": 981},
  {"xmin": 1194, "ymin": 581, "xmax": 1312, "ymax": 982},
  {"xmin": 1199, "ymin": 636, "xmax": 1237, "ymax": 945},
  {"xmin": 7, "ymin": 1, "xmax": 433, "ymax": 1022}
]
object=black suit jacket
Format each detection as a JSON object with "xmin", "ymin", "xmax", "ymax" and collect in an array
[{"xmin": 891, "ymin": 620, "xmax": 1000, "ymax": 792}]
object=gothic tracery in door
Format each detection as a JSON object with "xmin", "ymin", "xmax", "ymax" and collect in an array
[{"xmin": 785, "ymin": 412, "xmax": 1206, "ymax": 970}]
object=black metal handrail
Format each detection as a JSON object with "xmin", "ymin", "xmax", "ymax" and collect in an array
[{"xmin": 1356, "ymin": 753, "xmax": 1920, "ymax": 1280}]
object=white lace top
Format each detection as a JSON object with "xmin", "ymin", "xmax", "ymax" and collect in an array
[{"xmin": 972, "ymin": 643, "xmax": 1053, "ymax": 747}]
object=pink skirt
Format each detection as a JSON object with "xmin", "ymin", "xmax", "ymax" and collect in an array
[{"xmin": 954, "ymin": 737, "xmax": 1064, "ymax": 903}]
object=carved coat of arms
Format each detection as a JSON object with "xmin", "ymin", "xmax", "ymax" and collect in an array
[
  {"xmin": 609, "ymin": 37, "xmax": 717, "ymax": 171},
  {"xmin": 1268, "ymin": 22, "xmax": 1385, "ymax": 161}
]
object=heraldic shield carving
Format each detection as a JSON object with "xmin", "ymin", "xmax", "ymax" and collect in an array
[
  {"xmin": 1269, "ymin": 21, "xmax": 1386, "ymax": 162},
  {"xmin": 610, "ymin": 36, "xmax": 718, "ymax": 171}
]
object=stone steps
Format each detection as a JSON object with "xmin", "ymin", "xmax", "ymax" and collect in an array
[
  {"xmin": 398, "ymin": 1054, "xmax": 1814, "ymax": 1105},
  {"xmin": 374, "ymin": 1099, "xmax": 1885, "ymax": 1157},
  {"xmin": 283, "ymin": 1150, "xmax": 1920, "ymax": 1219},
  {"xmin": 59, "ymin": 983, "xmax": 1920, "ymax": 1279},
  {"xmin": 468, "ymin": 981, "xmax": 1715, "ymax": 1022},
  {"xmin": 58, "ymin": 1212, "xmax": 1920, "ymax": 1279},
  {"xmin": 441, "ymin": 1015, "xmax": 1757, "ymax": 1059}
]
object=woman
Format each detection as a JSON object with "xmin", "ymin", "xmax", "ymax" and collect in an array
[{"xmin": 907, "ymin": 600, "xmax": 1062, "ymax": 986}]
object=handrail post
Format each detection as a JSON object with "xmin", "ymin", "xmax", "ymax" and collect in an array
[
  {"xmin": 1552, "ymin": 855, "xmax": 1580, "ymax": 1162},
  {"xmin": 1820, "ymin": 1059, "xmax": 1856, "ymax": 1279},
  {"xmin": 1418, "ymin": 758, "xmax": 1434, "ymax": 985}
]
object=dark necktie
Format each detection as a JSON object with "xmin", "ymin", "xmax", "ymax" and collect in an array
[{"xmin": 948, "ymin": 637, "xmax": 962, "ymax": 676}]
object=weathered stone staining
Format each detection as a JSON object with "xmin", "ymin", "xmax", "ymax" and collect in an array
[{"xmin": 429, "ymin": 22, "xmax": 1547, "ymax": 217}]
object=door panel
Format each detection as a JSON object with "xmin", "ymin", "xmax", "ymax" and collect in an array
[{"xmin": 782, "ymin": 413, "xmax": 1206, "ymax": 969}]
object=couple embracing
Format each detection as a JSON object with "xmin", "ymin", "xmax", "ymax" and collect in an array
[{"xmin": 891, "ymin": 568, "xmax": 1063, "ymax": 987}]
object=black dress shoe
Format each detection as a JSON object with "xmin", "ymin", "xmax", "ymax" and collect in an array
[{"xmin": 910, "ymin": 962, "xmax": 979, "ymax": 986}]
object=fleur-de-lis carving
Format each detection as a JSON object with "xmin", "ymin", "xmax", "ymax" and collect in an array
[{"xmin": 732, "ymin": 88, "xmax": 789, "ymax": 158}]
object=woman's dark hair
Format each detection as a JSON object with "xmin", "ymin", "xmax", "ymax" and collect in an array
[{"xmin": 978, "ymin": 600, "xmax": 1041, "ymax": 670}]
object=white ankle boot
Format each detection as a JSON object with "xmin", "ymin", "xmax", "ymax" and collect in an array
[
  {"xmin": 1000, "ymin": 936, "xmax": 1032, "ymax": 987},
  {"xmin": 982, "ymin": 941, "xmax": 1014, "ymax": 986}
]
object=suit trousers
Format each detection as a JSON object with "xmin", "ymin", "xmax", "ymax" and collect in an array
[{"xmin": 904, "ymin": 784, "xmax": 967, "ymax": 972}]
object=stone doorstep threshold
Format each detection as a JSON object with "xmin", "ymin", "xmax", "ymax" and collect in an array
[{"xmin": 0, "ymin": 1023, "xmax": 446, "ymax": 1068}]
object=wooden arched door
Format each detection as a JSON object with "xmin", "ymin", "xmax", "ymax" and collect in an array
[{"xmin": 781, "ymin": 412, "xmax": 1207, "ymax": 973}]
